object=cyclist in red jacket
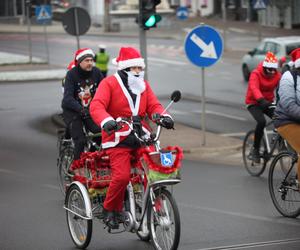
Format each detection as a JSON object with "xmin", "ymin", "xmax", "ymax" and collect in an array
[{"xmin": 245, "ymin": 52, "xmax": 281, "ymax": 163}]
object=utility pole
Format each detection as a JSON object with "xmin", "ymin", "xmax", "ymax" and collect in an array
[
  {"xmin": 222, "ymin": 0, "xmax": 227, "ymax": 51},
  {"xmin": 25, "ymin": 0, "xmax": 32, "ymax": 63},
  {"xmin": 104, "ymin": 0, "xmax": 111, "ymax": 32}
]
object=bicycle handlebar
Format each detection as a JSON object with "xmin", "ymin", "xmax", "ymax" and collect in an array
[{"xmin": 115, "ymin": 116, "xmax": 163, "ymax": 145}]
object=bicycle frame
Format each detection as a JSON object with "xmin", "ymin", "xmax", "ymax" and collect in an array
[{"xmin": 124, "ymin": 173, "xmax": 181, "ymax": 232}]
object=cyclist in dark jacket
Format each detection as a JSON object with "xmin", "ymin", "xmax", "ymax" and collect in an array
[{"xmin": 62, "ymin": 48, "xmax": 104, "ymax": 160}]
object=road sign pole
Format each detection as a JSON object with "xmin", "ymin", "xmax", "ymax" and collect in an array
[
  {"xmin": 74, "ymin": 7, "xmax": 80, "ymax": 49},
  {"xmin": 43, "ymin": 24, "xmax": 49, "ymax": 64},
  {"xmin": 201, "ymin": 67, "xmax": 206, "ymax": 146},
  {"xmin": 26, "ymin": 0, "xmax": 32, "ymax": 64}
]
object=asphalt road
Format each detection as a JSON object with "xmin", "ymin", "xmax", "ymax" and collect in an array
[{"xmin": 1, "ymin": 81, "xmax": 300, "ymax": 249}]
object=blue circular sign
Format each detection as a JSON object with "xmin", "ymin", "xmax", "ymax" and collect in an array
[
  {"xmin": 176, "ymin": 6, "xmax": 188, "ymax": 20},
  {"xmin": 184, "ymin": 25, "xmax": 223, "ymax": 67}
]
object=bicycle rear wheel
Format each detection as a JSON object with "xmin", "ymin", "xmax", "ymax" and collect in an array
[
  {"xmin": 148, "ymin": 188, "xmax": 180, "ymax": 250},
  {"xmin": 268, "ymin": 151, "xmax": 300, "ymax": 218},
  {"xmin": 242, "ymin": 130, "xmax": 267, "ymax": 177},
  {"xmin": 65, "ymin": 184, "xmax": 92, "ymax": 249},
  {"xmin": 58, "ymin": 145, "xmax": 74, "ymax": 195}
]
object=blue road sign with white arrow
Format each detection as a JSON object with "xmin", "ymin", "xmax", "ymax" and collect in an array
[
  {"xmin": 184, "ymin": 25, "xmax": 223, "ymax": 68},
  {"xmin": 176, "ymin": 6, "xmax": 188, "ymax": 20},
  {"xmin": 36, "ymin": 5, "xmax": 52, "ymax": 24}
]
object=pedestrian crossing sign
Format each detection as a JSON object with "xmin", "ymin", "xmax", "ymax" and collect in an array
[
  {"xmin": 253, "ymin": 0, "xmax": 267, "ymax": 10},
  {"xmin": 36, "ymin": 5, "xmax": 52, "ymax": 24}
]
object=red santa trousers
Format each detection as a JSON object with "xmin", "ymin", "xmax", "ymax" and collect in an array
[{"xmin": 104, "ymin": 147, "xmax": 135, "ymax": 212}]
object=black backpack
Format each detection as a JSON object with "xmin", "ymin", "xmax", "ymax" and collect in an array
[{"xmin": 276, "ymin": 70, "xmax": 298, "ymax": 104}]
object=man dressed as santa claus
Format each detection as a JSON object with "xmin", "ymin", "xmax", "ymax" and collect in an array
[{"xmin": 90, "ymin": 47, "xmax": 174, "ymax": 229}]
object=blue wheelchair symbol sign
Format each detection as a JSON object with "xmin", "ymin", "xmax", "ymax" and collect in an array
[
  {"xmin": 160, "ymin": 152, "xmax": 173, "ymax": 167},
  {"xmin": 176, "ymin": 6, "xmax": 188, "ymax": 20},
  {"xmin": 36, "ymin": 5, "xmax": 52, "ymax": 24},
  {"xmin": 184, "ymin": 25, "xmax": 223, "ymax": 67}
]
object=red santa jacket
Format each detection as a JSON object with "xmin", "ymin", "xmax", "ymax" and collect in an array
[
  {"xmin": 245, "ymin": 62, "xmax": 281, "ymax": 105},
  {"xmin": 90, "ymin": 73, "xmax": 167, "ymax": 149}
]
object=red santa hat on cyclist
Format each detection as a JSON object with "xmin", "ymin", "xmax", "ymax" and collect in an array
[
  {"xmin": 74, "ymin": 48, "xmax": 95, "ymax": 66},
  {"xmin": 112, "ymin": 47, "xmax": 145, "ymax": 70},
  {"xmin": 290, "ymin": 48, "xmax": 300, "ymax": 69},
  {"xmin": 263, "ymin": 51, "xmax": 278, "ymax": 69}
]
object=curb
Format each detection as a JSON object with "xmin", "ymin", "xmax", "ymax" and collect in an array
[
  {"xmin": 184, "ymin": 144, "xmax": 242, "ymax": 155},
  {"xmin": 51, "ymin": 113, "xmax": 242, "ymax": 157},
  {"xmin": 0, "ymin": 68, "xmax": 66, "ymax": 82}
]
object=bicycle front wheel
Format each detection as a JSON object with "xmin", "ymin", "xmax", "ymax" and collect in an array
[
  {"xmin": 148, "ymin": 188, "xmax": 180, "ymax": 250},
  {"xmin": 65, "ymin": 184, "xmax": 92, "ymax": 249},
  {"xmin": 242, "ymin": 130, "xmax": 267, "ymax": 177},
  {"xmin": 58, "ymin": 146, "xmax": 74, "ymax": 195},
  {"xmin": 268, "ymin": 151, "xmax": 300, "ymax": 218}
]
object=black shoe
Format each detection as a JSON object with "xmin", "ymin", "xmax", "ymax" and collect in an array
[
  {"xmin": 102, "ymin": 209, "xmax": 119, "ymax": 229},
  {"xmin": 115, "ymin": 211, "xmax": 125, "ymax": 223},
  {"xmin": 251, "ymin": 148, "xmax": 260, "ymax": 164}
]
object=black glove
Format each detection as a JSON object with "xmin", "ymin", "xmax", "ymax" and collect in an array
[
  {"xmin": 103, "ymin": 120, "xmax": 118, "ymax": 134},
  {"xmin": 80, "ymin": 107, "xmax": 90, "ymax": 119},
  {"xmin": 161, "ymin": 116, "xmax": 174, "ymax": 129},
  {"xmin": 257, "ymin": 98, "xmax": 271, "ymax": 111}
]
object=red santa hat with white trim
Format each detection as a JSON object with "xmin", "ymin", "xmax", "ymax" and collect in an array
[
  {"xmin": 112, "ymin": 47, "xmax": 145, "ymax": 70},
  {"xmin": 74, "ymin": 48, "xmax": 95, "ymax": 66},
  {"xmin": 290, "ymin": 48, "xmax": 300, "ymax": 69},
  {"xmin": 262, "ymin": 51, "xmax": 278, "ymax": 69}
]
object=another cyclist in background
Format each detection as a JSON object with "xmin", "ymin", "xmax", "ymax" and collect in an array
[
  {"xmin": 90, "ymin": 47, "xmax": 174, "ymax": 229},
  {"xmin": 245, "ymin": 52, "xmax": 281, "ymax": 163},
  {"xmin": 62, "ymin": 48, "xmax": 104, "ymax": 160},
  {"xmin": 95, "ymin": 44, "xmax": 109, "ymax": 77},
  {"xmin": 274, "ymin": 48, "xmax": 300, "ymax": 186}
]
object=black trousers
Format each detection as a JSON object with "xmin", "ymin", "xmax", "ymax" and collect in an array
[
  {"xmin": 247, "ymin": 105, "xmax": 274, "ymax": 149},
  {"xmin": 63, "ymin": 110, "xmax": 101, "ymax": 160}
]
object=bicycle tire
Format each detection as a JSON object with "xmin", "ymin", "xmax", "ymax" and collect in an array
[
  {"xmin": 268, "ymin": 151, "xmax": 300, "ymax": 218},
  {"xmin": 242, "ymin": 130, "xmax": 267, "ymax": 177},
  {"xmin": 65, "ymin": 184, "xmax": 92, "ymax": 249},
  {"xmin": 58, "ymin": 145, "xmax": 74, "ymax": 195},
  {"xmin": 148, "ymin": 188, "xmax": 180, "ymax": 250}
]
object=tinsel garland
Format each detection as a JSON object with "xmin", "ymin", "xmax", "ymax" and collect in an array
[{"xmin": 137, "ymin": 146, "xmax": 184, "ymax": 174}]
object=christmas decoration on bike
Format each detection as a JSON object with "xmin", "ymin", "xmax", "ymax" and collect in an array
[
  {"xmin": 138, "ymin": 146, "xmax": 184, "ymax": 183},
  {"xmin": 70, "ymin": 151, "xmax": 142, "ymax": 194}
]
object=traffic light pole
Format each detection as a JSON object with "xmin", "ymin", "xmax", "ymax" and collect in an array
[
  {"xmin": 139, "ymin": 0, "xmax": 148, "ymax": 80},
  {"xmin": 139, "ymin": 28, "xmax": 148, "ymax": 81}
]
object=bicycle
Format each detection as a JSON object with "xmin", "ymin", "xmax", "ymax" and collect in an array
[
  {"xmin": 242, "ymin": 119, "xmax": 288, "ymax": 177},
  {"xmin": 268, "ymin": 150, "xmax": 300, "ymax": 218},
  {"xmin": 57, "ymin": 125, "xmax": 101, "ymax": 195},
  {"xmin": 63, "ymin": 90, "xmax": 182, "ymax": 250}
]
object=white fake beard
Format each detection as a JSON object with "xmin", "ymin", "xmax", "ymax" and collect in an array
[{"xmin": 127, "ymin": 71, "xmax": 146, "ymax": 94}]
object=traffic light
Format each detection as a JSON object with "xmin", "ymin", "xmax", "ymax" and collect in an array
[{"xmin": 140, "ymin": 0, "xmax": 161, "ymax": 30}]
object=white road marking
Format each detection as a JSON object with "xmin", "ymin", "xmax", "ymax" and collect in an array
[
  {"xmin": 148, "ymin": 57, "xmax": 188, "ymax": 65},
  {"xmin": 194, "ymin": 238, "xmax": 300, "ymax": 250},
  {"xmin": 180, "ymin": 203, "xmax": 300, "ymax": 227},
  {"xmin": 193, "ymin": 110, "xmax": 247, "ymax": 121},
  {"xmin": 220, "ymin": 132, "xmax": 247, "ymax": 137},
  {"xmin": 170, "ymin": 109, "xmax": 247, "ymax": 121}
]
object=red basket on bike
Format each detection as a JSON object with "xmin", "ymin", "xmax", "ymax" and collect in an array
[{"xmin": 138, "ymin": 146, "xmax": 183, "ymax": 184}]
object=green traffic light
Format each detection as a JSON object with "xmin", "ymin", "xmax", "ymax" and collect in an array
[
  {"xmin": 145, "ymin": 15, "xmax": 156, "ymax": 27},
  {"xmin": 144, "ymin": 14, "xmax": 161, "ymax": 28}
]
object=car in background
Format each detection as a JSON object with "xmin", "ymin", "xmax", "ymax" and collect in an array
[{"xmin": 241, "ymin": 36, "xmax": 300, "ymax": 82}]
